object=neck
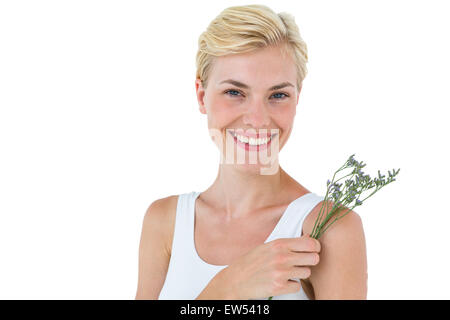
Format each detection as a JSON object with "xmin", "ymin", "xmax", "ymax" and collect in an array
[{"xmin": 207, "ymin": 164, "xmax": 288, "ymax": 220}]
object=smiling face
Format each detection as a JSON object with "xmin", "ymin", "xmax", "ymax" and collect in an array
[{"xmin": 195, "ymin": 44, "xmax": 301, "ymax": 173}]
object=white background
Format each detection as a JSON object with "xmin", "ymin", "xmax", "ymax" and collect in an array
[{"xmin": 0, "ymin": 0, "xmax": 449, "ymax": 299}]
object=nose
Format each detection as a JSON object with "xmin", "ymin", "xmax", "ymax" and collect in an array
[{"xmin": 242, "ymin": 100, "xmax": 270, "ymax": 128}]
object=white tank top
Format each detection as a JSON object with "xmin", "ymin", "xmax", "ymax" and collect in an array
[{"xmin": 158, "ymin": 191, "xmax": 325, "ymax": 300}]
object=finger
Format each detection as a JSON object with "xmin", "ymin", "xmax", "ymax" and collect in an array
[
  {"xmin": 283, "ymin": 279, "xmax": 302, "ymax": 295},
  {"xmin": 274, "ymin": 279, "xmax": 301, "ymax": 297},
  {"xmin": 286, "ymin": 266, "xmax": 311, "ymax": 280},
  {"xmin": 285, "ymin": 236, "xmax": 321, "ymax": 253},
  {"xmin": 286, "ymin": 251, "xmax": 319, "ymax": 266}
]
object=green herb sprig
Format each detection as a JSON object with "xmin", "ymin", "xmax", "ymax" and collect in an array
[
  {"xmin": 268, "ymin": 154, "xmax": 400, "ymax": 300},
  {"xmin": 310, "ymin": 154, "xmax": 400, "ymax": 239}
]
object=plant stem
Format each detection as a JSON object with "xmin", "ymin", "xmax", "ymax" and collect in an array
[
  {"xmin": 315, "ymin": 206, "xmax": 354, "ymax": 239},
  {"xmin": 313, "ymin": 202, "xmax": 346, "ymax": 239},
  {"xmin": 311, "ymin": 183, "xmax": 333, "ymax": 237},
  {"xmin": 311, "ymin": 162, "xmax": 349, "ymax": 237}
]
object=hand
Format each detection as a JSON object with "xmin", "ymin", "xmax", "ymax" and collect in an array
[{"xmin": 219, "ymin": 234, "xmax": 321, "ymax": 300}]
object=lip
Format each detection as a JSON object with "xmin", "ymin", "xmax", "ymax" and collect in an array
[{"xmin": 229, "ymin": 131, "xmax": 278, "ymax": 152}]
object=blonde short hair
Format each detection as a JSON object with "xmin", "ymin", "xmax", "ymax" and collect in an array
[{"xmin": 196, "ymin": 4, "xmax": 308, "ymax": 91}]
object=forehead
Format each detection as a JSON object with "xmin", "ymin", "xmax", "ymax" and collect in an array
[{"xmin": 210, "ymin": 45, "xmax": 297, "ymax": 88}]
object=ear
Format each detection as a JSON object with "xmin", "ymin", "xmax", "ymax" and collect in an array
[{"xmin": 195, "ymin": 78, "xmax": 207, "ymax": 114}]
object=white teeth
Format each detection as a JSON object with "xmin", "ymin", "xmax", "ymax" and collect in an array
[
  {"xmin": 237, "ymin": 135, "xmax": 248, "ymax": 143},
  {"xmin": 233, "ymin": 132, "xmax": 272, "ymax": 146}
]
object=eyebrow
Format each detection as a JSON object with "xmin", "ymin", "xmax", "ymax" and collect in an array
[{"xmin": 219, "ymin": 79, "xmax": 294, "ymax": 91}]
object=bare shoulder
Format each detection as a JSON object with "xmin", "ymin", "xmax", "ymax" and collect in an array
[
  {"xmin": 302, "ymin": 199, "xmax": 363, "ymax": 238},
  {"xmin": 143, "ymin": 194, "xmax": 179, "ymax": 256},
  {"xmin": 302, "ymin": 199, "xmax": 368, "ymax": 299},
  {"xmin": 135, "ymin": 194, "xmax": 179, "ymax": 299}
]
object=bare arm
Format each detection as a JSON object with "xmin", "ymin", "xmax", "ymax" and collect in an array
[
  {"xmin": 135, "ymin": 197, "xmax": 175, "ymax": 299},
  {"xmin": 195, "ymin": 268, "xmax": 239, "ymax": 300},
  {"xmin": 307, "ymin": 202, "xmax": 368, "ymax": 299}
]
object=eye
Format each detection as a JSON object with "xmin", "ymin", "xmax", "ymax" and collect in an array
[
  {"xmin": 224, "ymin": 89, "xmax": 244, "ymax": 97},
  {"xmin": 270, "ymin": 92, "xmax": 289, "ymax": 100},
  {"xmin": 223, "ymin": 89, "xmax": 289, "ymax": 100}
]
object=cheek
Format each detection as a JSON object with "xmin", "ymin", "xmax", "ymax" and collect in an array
[
  {"xmin": 270, "ymin": 104, "xmax": 296, "ymax": 129},
  {"xmin": 207, "ymin": 98, "xmax": 238, "ymax": 127}
]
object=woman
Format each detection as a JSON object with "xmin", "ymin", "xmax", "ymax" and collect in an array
[{"xmin": 136, "ymin": 4, "xmax": 367, "ymax": 300}]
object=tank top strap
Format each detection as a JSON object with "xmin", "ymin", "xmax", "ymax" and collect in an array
[
  {"xmin": 267, "ymin": 192, "xmax": 326, "ymax": 241},
  {"xmin": 170, "ymin": 191, "xmax": 199, "ymax": 259}
]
